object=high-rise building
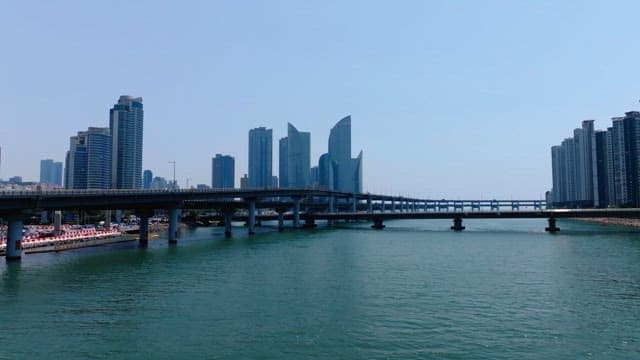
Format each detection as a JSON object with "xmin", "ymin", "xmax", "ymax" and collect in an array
[
  {"xmin": 240, "ymin": 174, "xmax": 249, "ymax": 189},
  {"xmin": 594, "ymin": 130, "xmax": 610, "ymax": 207},
  {"xmin": 211, "ymin": 154, "xmax": 235, "ymax": 189},
  {"xmin": 64, "ymin": 127, "xmax": 112, "ymax": 189},
  {"xmin": 284, "ymin": 123, "xmax": 310, "ymax": 188},
  {"xmin": 323, "ymin": 116, "xmax": 363, "ymax": 193},
  {"xmin": 110, "ymin": 95, "xmax": 143, "ymax": 189},
  {"xmin": 279, "ymin": 137, "xmax": 288, "ymax": 188},
  {"xmin": 40, "ymin": 159, "xmax": 63, "ymax": 186},
  {"xmin": 611, "ymin": 117, "xmax": 628, "ymax": 206},
  {"xmin": 248, "ymin": 127, "xmax": 272, "ymax": 189},
  {"xmin": 143, "ymin": 170, "xmax": 153, "ymax": 189}
]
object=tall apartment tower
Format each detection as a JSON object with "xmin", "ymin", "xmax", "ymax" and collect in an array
[
  {"xmin": 327, "ymin": 115, "xmax": 363, "ymax": 193},
  {"xmin": 211, "ymin": 154, "xmax": 235, "ymax": 189},
  {"xmin": 143, "ymin": 170, "xmax": 153, "ymax": 189},
  {"xmin": 110, "ymin": 95, "xmax": 144, "ymax": 189},
  {"xmin": 248, "ymin": 127, "xmax": 273, "ymax": 189},
  {"xmin": 283, "ymin": 123, "xmax": 310, "ymax": 188},
  {"xmin": 64, "ymin": 127, "xmax": 112, "ymax": 189},
  {"xmin": 40, "ymin": 159, "xmax": 63, "ymax": 186}
]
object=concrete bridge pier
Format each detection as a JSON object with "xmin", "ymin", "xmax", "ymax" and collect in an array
[
  {"xmin": 303, "ymin": 218, "xmax": 317, "ymax": 228},
  {"xmin": 371, "ymin": 218, "xmax": 386, "ymax": 230},
  {"xmin": 53, "ymin": 211, "xmax": 62, "ymax": 236},
  {"xmin": 293, "ymin": 198, "xmax": 301, "ymax": 228},
  {"xmin": 367, "ymin": 196, "xmax": 372, "ymax": 213},
  {"xmin": 352, "ymin": 196, "xmax": 357, "ymax": 213},
  {"xmin": 327, "ymin": 197, "xmax": 335, "ymax": 226},
  {"xmin": 545, "ymin": 218, "xmax": 560, "ymax": 233},
  {"xmin": 248, "ymin": 201, "xmax": 256, "ymax": 235},
  {"xmin": 6, "ymin": 216, "xmax": 25, "ymax": 261},
  {"xmin": 104, "ymin": 210, "xmax": 111, "ymax": 229},
  {"xmin": 381, "ymin": 200, "xmax": 385, "ymax": 213},
  {"xmin": 451, "ymin": 216, "xmax": 465, "ymax": 231},
  {"xmin": 276, "ymin": 210, "xmax": 285, "ymax": 231},
  {"xmin": 168, "ymin": 208, "xmax": 180, "ymax": 244},
  {"xmin": 138, "ymin": 210, "xmax": 152, "ymax": 247},
  {"xmin": 223, "ymin": 211, "xmax": 234, "ymax": 237}
]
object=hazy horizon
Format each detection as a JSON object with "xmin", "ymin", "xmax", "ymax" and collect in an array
[{"xmin": 3, "ymin": 1, "xmax": 640, "ymax": 199}]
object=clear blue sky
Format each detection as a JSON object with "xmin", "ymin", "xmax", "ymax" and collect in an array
[{"xmin": 2, "ymin": 0, "xmax": 640, "ymax": 199}]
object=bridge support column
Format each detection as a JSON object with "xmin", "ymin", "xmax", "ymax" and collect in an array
[
  {"xmin": 168, "ymin": 208, "xmax": 180, "ymax": 244},
  {"xmin": 371, "ymin": 218, "xmax": 386, "ymax": 230},
  {"xmin": 451, "ymin": 217, "xmax": 465, "ymax": 231},
  {"xmin": 367, "ymin": 197, "xmax": 372, "ymax": 213},
  {"xmin": 6, "ymin": 217, "xmax": 24, "ymax": 261},
  {"xmin": 248, "ymin": 201, "xmax": 256, "ymax": 235},
  {"xmin": 138, "ymin": 211, "xmax": 151, "ymax": 247},
  {"xmin": 223, "ymin": 211, "xmax": 233, "ymax": 237},
  {"xmin": 381, "ymin": 200, "xmax": 385, "ymax": 213},
  {"xmin": 328, "ymin": 196, "xmax": 335, "ymax": 226},
  {"xmin": 545, "ymin": 218, "xmax": 560, "ymax": 233},
  {"xmin": 293, "ymin": 198, "xmax": 301, "ymax": 228},
  {"xmin": 277, "ymin": 210, "xmax": 285, "ymax": 231},
  {"xmin": 352, "ymin": 196, "xmax": 357, "ymax": 213},
  {"xmin": 303, "ymin": 218, "xmax": 317, "ymax": 229},
  {"xmin": 53, "ymin": 211, "xmax": 62, "ymax": 236},
  {"xmin": 104, "ymin": 210, "xmax": 111, "ymax": 229},
  {"xmin": 391, "ymin": 199, "xmax": 396, "ymax": 213},
  {"xmin": 40, "ymin": 211, "xmax": 48, "ymax": 224}
]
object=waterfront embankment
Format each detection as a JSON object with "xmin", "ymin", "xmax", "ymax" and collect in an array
[{"xmin": 573, "ymin": 217, "xmax": 640, "ymax": 228}]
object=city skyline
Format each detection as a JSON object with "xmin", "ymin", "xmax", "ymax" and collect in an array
[{"xmin": 4, "ymin": 1, "xmax": 640, "ymax": 198}]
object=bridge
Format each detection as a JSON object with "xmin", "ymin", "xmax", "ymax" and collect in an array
[{"xmin": 0, "ymin": 188, "xmax": 632, "ymax": 261}]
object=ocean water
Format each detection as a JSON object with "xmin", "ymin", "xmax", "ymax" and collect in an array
[{"xmin": 1, "ymin": 219, "xmax": 639, "ymax": 359}]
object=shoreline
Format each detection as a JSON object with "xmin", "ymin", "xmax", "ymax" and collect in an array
[{"xmin": 571, "ymin": 217, "xmax": 640, "ymax": 228}]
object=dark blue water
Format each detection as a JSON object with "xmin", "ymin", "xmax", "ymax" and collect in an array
[{"xmin": 1, "ymin": 219, "xmax": 639, "ymax": 359}]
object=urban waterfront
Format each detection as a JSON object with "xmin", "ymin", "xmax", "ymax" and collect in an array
[{"xmin": 1, "ymin": 219, "xmax": 639, "ymax": 359}]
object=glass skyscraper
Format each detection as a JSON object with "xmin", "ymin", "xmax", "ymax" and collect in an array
[
  {"xmin": 211, "ymin": 154, "xmax": 235, "ymax": 189},
  {"xmin": 324, "ymin": 115, "xmax": 363, "ymax": 193},
  {"xmin": 64, "ymin": 127, "xmax": 111, "ymax": 189},
  {"xmin": 143, "ymin": 170, "xmax": 153, "ymax": 189},
  {"xmin": 248, "ymin": 127, "xmax": 273, "ymax": 189},
  {"xmin": 40, "ymin": 159, "xmax": 63, "ymax": 186},
  {"xmin": 284, "ymin": 123, "xmax": 310, "ymax": 188},
  {"xmin": 110, "ymin": 95, "xmax": 143, "ymax": 189}
]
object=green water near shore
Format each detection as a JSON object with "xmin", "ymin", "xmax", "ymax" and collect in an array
[{"xmin": 1, "ymin": 219, "xmax": 639, "ymax": 359}]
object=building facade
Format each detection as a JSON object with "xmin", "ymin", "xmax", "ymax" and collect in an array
[
  {"xmin": 110, "ymin": 95, "xmax": 143, "ymax": 189},
  {"xmin": 40, "ymin": 159, "xmax": 63, "ymax": 186},
  {"xmin": 64, "ymin": 127, "xmax": 112, "ymax": 189},
  {"xmin": 211, "ymin": 154, "xmax": 235, "ymax": 189},
  {"xmin": 143, "ymin": 170, "xmax": 153, "ymax": 189},
  {"xmin": 248, "ymin": 127, "xmax": 272, "ymax": 189},
  {"xmin": 284, "ymin": 123, "xmax": 310, "ymax": 188}
]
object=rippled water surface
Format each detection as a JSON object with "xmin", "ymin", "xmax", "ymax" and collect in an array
[{"xmin": 1, "ymin": 219, "xmax": 640, "ymax": 359}]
